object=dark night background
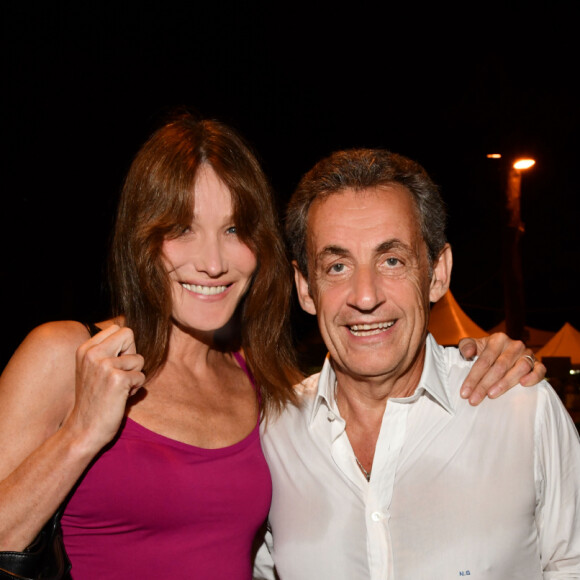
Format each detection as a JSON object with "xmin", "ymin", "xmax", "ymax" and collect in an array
[{"xmin": 1, "ymin": 3, "xmax": 579, "ymax": 369}]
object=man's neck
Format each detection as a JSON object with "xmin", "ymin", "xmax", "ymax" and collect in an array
[
  {"xmin": 332, "ymin": 345, "xmax": 427, "ymax": 479},
  {"xmin": 332, "ymin": 343, "xmax": 427, "ymax": 405}
]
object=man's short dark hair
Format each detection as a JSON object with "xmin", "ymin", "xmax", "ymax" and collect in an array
[{"xmin": 285, "ymin": 148, "xmax": 447, "ymax": 278}]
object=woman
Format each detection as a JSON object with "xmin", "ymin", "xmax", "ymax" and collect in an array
[
  {"xmin": 0, "ymin": 111, "xmax": 543, "ymax": 579},
  {"xmin": 0, "ymin": 112, "xmax": 301, "ymax": 579}
]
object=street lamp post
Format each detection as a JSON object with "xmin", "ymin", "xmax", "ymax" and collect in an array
[{"xmin": 503, "ymin": 158, "xmax": 535, "ymax": 341}]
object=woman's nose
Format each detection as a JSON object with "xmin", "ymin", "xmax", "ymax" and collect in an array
[{"xmin": 195, "ymin": 236, "xmax": 228, "ymax": 277}]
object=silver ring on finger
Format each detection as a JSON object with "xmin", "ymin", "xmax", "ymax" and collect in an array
[{"xmin": 522, "ymin": 353, "xmax": 536, "ymax": 371}]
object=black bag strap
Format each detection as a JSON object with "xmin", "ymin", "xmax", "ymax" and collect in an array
[
  {"xmin": 0, "ymin": 508, "xmax": 69, "ymax": 579},
  {"xmin": 83, "ymin": 322, "xmax": 101, "ymax": 338}
]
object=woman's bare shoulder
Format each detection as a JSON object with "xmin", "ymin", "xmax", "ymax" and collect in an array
[
  {"xmin": 0, "ymin": 321, "xmax": 97, "ymax": 466},
  {"xmin": 15, "ymin": 321, "xmax": 92, "ymax": 363},
  {"xmin": 23, "ymin": 320, "xmax": 89, "ymax": 350},
  {"xmin": 0, "ymin": 318, "xmax": 121, "ymax": 395},
  {"xmin": 0, "ymin": 321, "xmax": 93, "ymax": 400},
  {"xmin": 8, "ymin": 318, "xmax": 119, "ymax": 362}
]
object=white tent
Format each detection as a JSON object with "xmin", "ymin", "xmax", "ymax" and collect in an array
[
  {"xmin": 536, "ymin": 322, "xmax": 580, "ymax": 366},
  {"xmin": 428, "ymin": 291, "xmax": 489, "ymax": 346}
]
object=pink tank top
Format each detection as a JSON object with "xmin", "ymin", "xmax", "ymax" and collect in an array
[{"xmin": 61, "ymin": 353, "xmax": 271, "ymax": 579}]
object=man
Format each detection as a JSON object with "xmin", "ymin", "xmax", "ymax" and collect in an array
[{"xmin": 255, "ymin": 149, "xmax": 580, "ymax": 578}]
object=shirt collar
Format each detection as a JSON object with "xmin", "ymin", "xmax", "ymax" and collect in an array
[
  {"xmin": 309, "ymin": 333, "xmax": 455, "ymax": 426},
  {"xmin": 413, "ymin": 334, "xmax": 455, "ymax": 414},
  {"xmin": 310, "ymin": 353, "xmax": 340, "ymax": 425}
]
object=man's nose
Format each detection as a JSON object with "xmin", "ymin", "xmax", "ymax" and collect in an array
[{"xmin": 347, "ymin": 266, "xmax": 383, "ymax": 311}]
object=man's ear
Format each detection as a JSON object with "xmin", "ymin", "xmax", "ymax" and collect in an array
[
  {"xmin": 429, "ymin": 243, "xmax": 453, "ymax": 304},
  {"xmin": 293, "ymin": 261, "xmax": 317, "ymax": 315}
]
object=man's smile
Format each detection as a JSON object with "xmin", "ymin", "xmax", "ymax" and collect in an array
[{"xmin": 348, "ymin": 321, "xmax": 395, "ymax": 336}]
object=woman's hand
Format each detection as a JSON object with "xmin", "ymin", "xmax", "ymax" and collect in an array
[
  {"xmin": 458, "ymin": 333, "xmax": 546, "ymax": 405},
  {"xmin": 67, "ymin": 324, "xmax": 145, "ymax": 451}
]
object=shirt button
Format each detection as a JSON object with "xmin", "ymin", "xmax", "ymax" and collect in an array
[
  {"xmin": 371, "ymin": 511, "xmax": 383, "ymax": 522},
  {"xmin": 327, "ymin": 412, "xmax": 336, "ymax": 422}
]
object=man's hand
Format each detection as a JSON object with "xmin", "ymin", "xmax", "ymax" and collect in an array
[{"xmin": 458, "ymin": 333, "xmax": 546, "ymax": 406}]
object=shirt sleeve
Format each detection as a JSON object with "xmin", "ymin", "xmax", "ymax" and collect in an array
[
  {"xmin": 253, "ymin": 524, "xmax": 277, "ymax": 580},
  {"xmin": 534, "ymin": 383, "xmax": 580, "ymax": 577}
]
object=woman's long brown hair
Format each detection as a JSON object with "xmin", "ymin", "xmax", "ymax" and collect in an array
[{"xmin": 110, "ymin": 111, "xmax": 301, "ymax": 415}]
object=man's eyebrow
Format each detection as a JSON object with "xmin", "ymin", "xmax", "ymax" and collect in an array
[
  {"xmin": 316, "ymin": 240, "xmax": 413, "ymax": 259},
  {"xmin": 318, "ymin": 245, "xmax": 349, "ymax": 258},
  {"xmin": 375, "ymin": 239, "xmax": 412, "ymax": 254},
  {"xmin": 314, "ymin": 245, "xmax": 349, "ymax": 267},
  {"xmin": 314, "ymin": 240, "xmax": 415, "ymax": 268}
]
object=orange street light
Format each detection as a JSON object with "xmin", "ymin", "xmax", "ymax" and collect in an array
[
  {"xmin": 513, "ymin": 158, "xmax": 536, "ymax": 170},
  {"xmin": 503, "ymin": 157, "xmax": 536, "ymax": 341}
]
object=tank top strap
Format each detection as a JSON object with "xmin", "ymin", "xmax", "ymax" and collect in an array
[
  {"xmin": 232, "ymin": 351, "xmax": 263, "ymax": 412},
  {"xmin": 232, "ymin": 351, "xmax": 255, "ymax": 387}
]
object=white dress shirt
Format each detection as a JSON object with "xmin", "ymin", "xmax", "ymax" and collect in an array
[{"xmin": 255, "ymin": 334, "xmax": 580, "ymax": 579}]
